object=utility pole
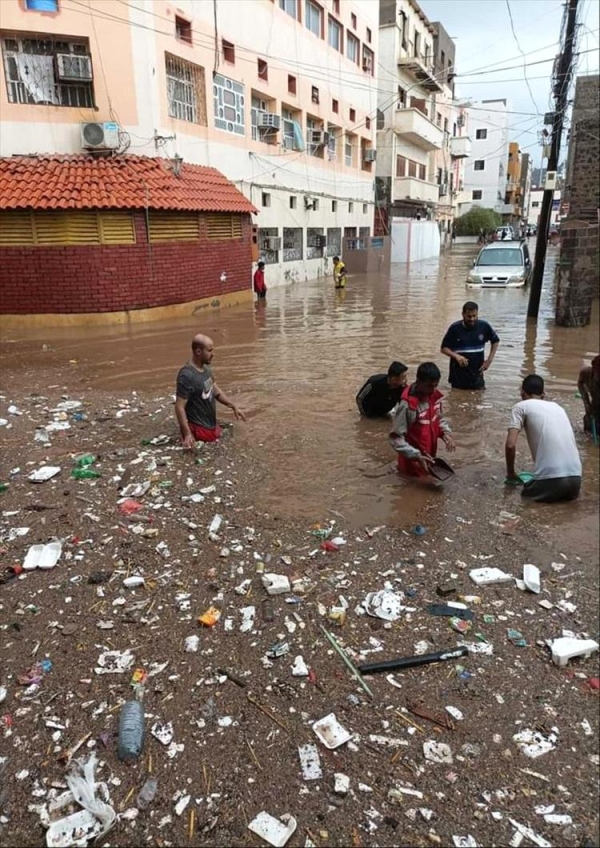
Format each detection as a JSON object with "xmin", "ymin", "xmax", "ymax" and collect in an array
[{"xmin": 527, "ymin": 0, "xmax": 579, "ymax": 319}]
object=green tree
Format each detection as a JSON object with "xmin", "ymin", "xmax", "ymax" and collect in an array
[{"xmin": 454, "ymin": 208, "xmax": 502, "ymax": 236}]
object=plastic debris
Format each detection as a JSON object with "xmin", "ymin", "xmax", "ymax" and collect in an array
[
  {"xmin": 313, "ymin": 713, "xmax": 351, "ymax": 749},
  {"xmin": 334, "ymin": 773, "xmax": 350, "ymax": 795},
  {"xmin": 23, "ymin": 541, "xmax": 62, "ymax": 571},
  {"xmin": 359, "ymin": 646, "xmax": 468, "ymax": 675},
  {"xmin": 507, "ymin": 629, "xmax": 528, "ymax": 647},
  {"xmin": 198, "ymin": 607, "xmax": 221, "ymax": 627},
  {"xmin": 452, "ymin": 837, "xmax": 478, "ymax": 848},
  {"xmin": 551, "ymin": 636, "xmax": 599, "ymax": 667},
  {"xmin": 136, "ymin": 777, "xmax": 158, "ymax": 810},
  {"xmin": 513, "ymin": 727, "xmax": 558, "ymax": 758},
  {"xmin": 469, "ymin": 567, "xmax": 513, "ymax": 586},
  {"xmin": 28, "ymin": 466, "xmax": 61, "ymax": 483},
  {"xmin": 95, "ymin": 649, "xmax": 135, "ymax": 675},
  {"xmin": 291, "ymin": 655, "xmax": 309, "ymax": 677},
  {"xmin": 298, "ymin": 743, "xmax": 322, "ymax": 780},
  {"xmin": 262, "ymin": 573, "xmax": 291, "ymax": 595},
  {"xmin": 523, "ymin": 563, "xmax": 541, "ymax": 593},
  {"xmin": 247, "ymin": 811, "xmax": 297, "ymax": 848},
  {"xmin": 363, "ymin": 589, "xmax": 413, "ymax": 621},
  {"xmin": 423, "ymin": 741, "xmax": 453, "ymax": 764}
]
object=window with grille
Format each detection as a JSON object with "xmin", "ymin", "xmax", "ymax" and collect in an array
[
  {"xmin": 148, "ymin": 212, "xmax": 199, "ymax": 243},
  {"xmin": 206, "ymin": 214, "xmax": 243, "ymax": 240},
  {"xmin": 326, "ymin": 227, "xmax": 341, "ymax": 257},
  {"xmin": 283, "ymin": 227, "xmax": 303, "ymax": 262},
  {"xmin": 213, "ymin": 73, "xmax": 245, "ymax": 135},
  {"xmin": 1, "ymin": 34, "xmax": 94, "ymax": 107},
  {"xmin": 306, "ymin": 227, "xmax": 324, "ymax": 259},
  {"xmin": 165, "ymin": 53, "xmax": 206, "ymax": 124},
  {"xmin": 258, "ymin": 227, "xmax": 279, "ymax": 264},
  {"xmin": 474, "ymin": 160, "xmax": 485, "ymax": 171},
  {"xmin": 0, "ymin": 210, "xmax": 135, "ymax": 245}
]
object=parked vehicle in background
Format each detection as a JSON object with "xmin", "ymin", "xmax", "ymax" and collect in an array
[
  {"xmin": 494, "ymin": 226, "xmax": 516, "ymax": 241},
  {"xmin": 466, "ymin": 241, "xmax": 533, "ymax": 288}
]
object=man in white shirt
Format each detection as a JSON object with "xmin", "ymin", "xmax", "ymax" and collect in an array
[{"xmin": 505, "ymin": 374, "xmax": 582, "ymax": 503}]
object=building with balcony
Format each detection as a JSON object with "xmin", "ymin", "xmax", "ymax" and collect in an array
[
  {"xmin": 461, "ymin": 99, "xmax": 510, "ymax": 215},
  {"xmin": 0, "ymin": 0, "xmax": 379, "ymax": 320},
  {"xmin": 375, "ymin": 2, "xmax": 467, "ymax": 247}
]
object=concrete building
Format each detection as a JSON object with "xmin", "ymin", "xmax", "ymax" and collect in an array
[
  {"xmin": 555, "ymin": 74, "xmax": 600, "ymax": 327},
  {"xmin": 375, "ymin": 0, "xmax": 468, "ymax": 259},
  {"xmin": 0, "ymin": 0, "xmax": 379, "ymax": 314},
  {"xmin": 519, "ymin": 152, "xmax": 533, "ymax": 225},
  {"xmin": 528, "ymin": 187, "xmax": 561, "ymax": 230},
  {"xmin": 461, "ymin": 99, "xmax": 510, "ymax": 213}
]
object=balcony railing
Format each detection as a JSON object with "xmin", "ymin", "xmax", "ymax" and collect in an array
[
  {"xmin": 393, "ymin": 108, "xmax": 443, "ymax": 151},
  {"xmin": 393, "ymin": 177, "xmax": 440, "ymax": 204},
  {"xmin": 398, "ymin": 56, "xmax": 442, "ymax": 92},
  {"xmin": 449, "ymin": 136, "xmax": 472, "ymax": 158}
]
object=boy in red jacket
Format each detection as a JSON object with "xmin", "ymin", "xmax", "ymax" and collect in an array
[
  {"xmin": 390, "ymin": 361, "xmax": 455, "ymax": 477},
  {"xmin": 253, "ymin": 261, "xmax": 266, "ymax": 299}
]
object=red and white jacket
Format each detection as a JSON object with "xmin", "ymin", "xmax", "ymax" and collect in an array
[{"xmin": 389, "ymin": 384, "xmax": 451, "ymax": 459}]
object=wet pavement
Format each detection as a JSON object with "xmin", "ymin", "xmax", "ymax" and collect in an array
[{"xmin": 2, "ymin": 242, "xmax": 598, "ymax": 539}]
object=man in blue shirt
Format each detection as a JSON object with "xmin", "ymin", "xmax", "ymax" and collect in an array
[{"xmin": 441, "ymin": 302, "xmax": 500, "ymax": 390}]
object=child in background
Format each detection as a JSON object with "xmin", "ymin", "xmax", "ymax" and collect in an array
[
  {"xmin": 253, "ymin": 261, "xmax": 267, "ymax": 299},
  {"xmin": 332, "ymin": 256, "xmax": 347, "ymax": 289}
]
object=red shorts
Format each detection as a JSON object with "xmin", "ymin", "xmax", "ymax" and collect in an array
[
  {"xmin": 396, "ymin": 454, "xmax": 431, "ymax": 478},
  {"xmin": 189, "ymin": 422, "xmax": 222, "ymax": 443}
]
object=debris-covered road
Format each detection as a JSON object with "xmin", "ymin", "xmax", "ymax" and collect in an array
[{"xmin": 0, "ymin": 388, "xmax": 598, "ymax": 848}]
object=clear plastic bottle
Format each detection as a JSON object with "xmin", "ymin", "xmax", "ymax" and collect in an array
[
  {"xmin": 117, "ymin": 684, "xmax": 145, "ymax": 761},
  {"xmin": 136, "ymin": 776, "xmax": 158, "ymax": 809}
]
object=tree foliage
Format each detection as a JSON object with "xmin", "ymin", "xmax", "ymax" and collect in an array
[{"xmin": 454, "ymin": 208, "xmax": 502, "ymax": 236}]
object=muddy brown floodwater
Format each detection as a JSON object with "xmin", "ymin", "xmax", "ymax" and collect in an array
[{"xmin": 2, "ymin": 243, "xmax": 599, "ymax": 550}]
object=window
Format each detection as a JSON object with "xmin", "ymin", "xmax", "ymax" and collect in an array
[
  {"xmin": 149, "ymin": 212, "xmax": 200, "ymax": 243},
  {"xmin": 258, "ymin": 58, "xmax": 268, "ymax": 81},
  {"xmin": 365, "ymin": 117, "xmax": 371, "ymax": 130},
  {"xmin": 283, "ymin": 227, "xmax": 303, "ymax": 261},
  {"xmin": 349, "ymin": 107, "xmax": 356, "ymax": 122},
  {"xmin": 328, "ymin": 16, "xmax": 342, "ymax": 52},
  {"xmin": 436, "ymin": 112, "xmax": 442, "ymax": 127},
  {"xmin": 351, "ymin": 13, "xmax": 357, "ymax": 28},
  {"xmin": 282, "ymin": 107, "xmax": 303, "ymax": 150},
  {"xmin": 531, "ymin": 201, "xmax": 540, "ymax": 208},
  {"xmin": 396, "ymin": 155, "xmax": 406, "ymax": 177},
  {"xmin": 474, "ymin": 160, "xmax": 485, "ymax": 171},
  {"xmin": 206, "ymin": 213, "xmax": 243, "ymax": 240},
  {"xmin": 362, "ymin": 45, "xmax": 374, "ymax": 75},
  {"xmin": 362, "ymin": 203, "xmax": 368, "ymax": 214},
  {"xmin": 441, "ymin": 50, "xmax": 445, "ymax": 68},
  {"xmin": 327, "ymin": 125, "xmax": 337, "ymax": 161},
  {"xmin": 418, "ymin": 164, "xmax": 426, "ymax": 181},
  {"xmin": 307, "ymin": 227, "xmax": 325, "ymax": 259},
  {"xmin": 366, "ymin": 27, "xmax": 372, "ymax": 43},
  {"xmin": 307, "ymin": 116, "xmax": 323, "ymax": 157},
  {"xmin": 326, "ymin": 227, "xmax": 341, "ymax": 256},
  {"xmin": 311, "ymin": 85, "xmax": 319, "ymax": 104},
  {"xmin": 213, "ymin": 74, "xmax": 245, "ymax": 135},
  {"xmin": 175, "ymin": 16, "xmax": 192, "ymax": 44},
  {"xmin": 0, "ymin": 210, "xmax": 135, "ymax": 246},
  {"xmin": 279, "ymin": 0, "xmax": 298, "ymax": 17},
  {"xmin": 288, "ymin": 74, "xmax": 297, "ymax": 95},
  {"xmin": 25, "ymin": 0, "xmax": 59, "ymax": 9},
  {"xmin": 345, "ymin": 134, "xmax": 353, "ymax": 166},
  {"xmin": 397, "ymin": 85, "xmax": 406, "ymax": 107},
  {"xmin": 414, "ymin": 30, "xmax": 420, "ymax": 58},
  {"xmin": 166, "ymin": 53, "xmax": 207, "ymax": 124},
  {"xmin": 437, "ymin": 168, "xmax": 443, "ymax": 185},
  {"xmin": 262, "ymin": 192, "xmax": 271, "ymax": 207},
  {"xmin": 347, "ymin": 32, "xmax": 359, "ymax": 64},
  {"xmin": 476, "ymin": 128, "xmax": 487, "ymax": 140},
  {"xmin": 313, "ymin": 199, "xmax": 320, "ymax": 211},
  {"xmin": 2, "ymin": 35, "xmax": 94, "ymax": 107},
  {"xmin": 305, "ymin": 1, "xmax": 323, "ymax": 36},
  {"xmin": 290, "ymin": 196, "xmax": 297, "ymax": 209},
  {"xmin": 332, "ymin": 98, "xmax": 339, "ymax": 113},
  {"xmin": 333, "ymin": 0, "xmax": 340, "ymax": 13},
  {"xmin": 251, "ymin": 94, "xmax": 274, "ymax": 141},
  {"xmin": 332, "ymin": 200, "xmax": 337, "ymax": 212},
  {"xmin": 443, "ymin": 118, "xmax": 448, "ymax": 133},
  {"xmin": 348, "ymin": 202, "xmax": 354, "ymax": 213},
  {"xmin": 408, "ymin": 160, "xmax": 417, "ymax": 178},
  {"xmin": 222, "ymin": 40, "xmax": 235, "ymax": 64},
  {"xmin": 258, "ymin": 227, "xmax": 279, "ymax": 264},
  {"xmin": 472, "ymin": 190, "xmax": 483, "ymax": 200}
]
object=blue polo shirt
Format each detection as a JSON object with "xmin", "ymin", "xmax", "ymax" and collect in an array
[{"xmin": 441, "ymin": 319, "xmax": 499, "ymax": 389}]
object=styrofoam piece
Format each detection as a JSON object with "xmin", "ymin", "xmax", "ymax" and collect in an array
[
  {"xmin": 23, "ymin": 541, "xmax": 62, "ymax": 571},
  {"xmin": 452, "ymin": 837, "xmax": 478, "ymax": 848},
  {"xmin": 469, "ymin": 567, "xmax": 513, "ymax": 586},
  {"xmin": 184, "ymin": 635, "xmax": 199, "ymax": 653},
  {"xmin": 513, "ymin": 727, "xmax": 558, "ymax": 758},
  {"xmin": 523, "ymin": 564, "xmax": 541, "ymax": 594},
  {"xmin": 508, "ymin": 819, "xmax": 552, "ymax": 848},
  {"xmin": 423, "ymin": 740, "xmax": 453, "ymax": 764},
  {"xmin": 208, "ymin": 514, "xmax": 223, "ymax": 534},
  {"xmin": 551, "ymin": 636, "xmax": 599, "ymax": 667},
  {"xmin": 29, "ymin": 466, "xmax": 61, "ymax": 483},
  {"xmin": 291, "ymin": 655, "xmax": 309, "ymax": 677},
  {"xmin": 445, "ymin": 706, "xmax": 464, "ymax": 721},
  {"xmin": 240, "ymin": 606, "xmax": 256, "ymax": 633},
  {"xmin": 123, "ymin": 576, "xmax": 145, "ymax": 588},
  {"xmin": 262, "ymin": 573, "xmax": 291, "ymax": 595},
  {"xmin": 151, "ymin": 721, "xmax": 174, "ymax": 746},
  {"xmin": 334, "ymin": 773, "xmax": 350, "ymax": 795},
  {"xmin": 544, "ymin": 813, "xmax": 572, "ymax": 825},
  {"xmin": 364, "ymin": 589, "xmax": 413, "ymax": 621},
  {"xmin": 46, "ymin": 808, "xmax": 104, "ymax": 847},
  {"xmin": 312, "ymin": 713, "xmax": 351, "ymax": 749},
  {"xmin": 298, "ymin": 743, "xmax": 322, "ymax": 780},
  {"xmin": 247, "ymin": 811, "xmax": 297, "ymax": 848}
]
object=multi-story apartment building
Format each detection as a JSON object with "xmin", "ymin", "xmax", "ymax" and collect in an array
[
  {"xmin": 519, "ymin": 152, "xmax": 533, "ymax": 226},
  {"xmin": 0, "ymin": 0, "xmax": 378, "ymax": 289},
  {"xmin": 375, "ymin": 0, "xmax": 468, "ymax": 246},
  {"xmin": 461, "ymin": 99, "xmax": 510, "ymax": 214}
]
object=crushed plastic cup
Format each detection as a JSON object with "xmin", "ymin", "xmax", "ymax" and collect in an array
[
  {"xmin": 312, "ymin": 713, "xmax": 351, "ymax": 749},
  {"xmin": 247, "ymin": 812, "xmax": 297, "ymax": 848}
]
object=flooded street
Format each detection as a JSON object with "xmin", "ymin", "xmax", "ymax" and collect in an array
[{"xmin": 2, "ymin": 242, "xmax": 598, "ymax": 539}]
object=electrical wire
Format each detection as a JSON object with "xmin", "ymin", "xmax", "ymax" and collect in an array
[{"xmin": 505, "ymin": 0, "xmax": 543, "ymax": 117}]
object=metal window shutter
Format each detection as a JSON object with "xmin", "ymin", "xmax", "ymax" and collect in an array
[
  {"xmin": 148, "ymin": 212, "xmax": 200, "ymax": 242},
  {"xmin": 0, "ymin": 211, "xmax": 35, "ymax": 245},
  {"xmin": 99, "ymin": 212, "xmax": 136, "ymax": 244},
  {"xmin": 34, "ymin": 211, "xmax": 101, "ymax": 245}
]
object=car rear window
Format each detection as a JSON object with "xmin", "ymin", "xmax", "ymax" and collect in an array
[{"xmin": 477, "ymin": 248, "xmax": 522, "ymax": 266}]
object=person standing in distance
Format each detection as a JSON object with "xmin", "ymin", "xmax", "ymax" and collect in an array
[
  {"xmin": 505, "ymin": 374, "xmax": 582, "ymax": 503},
  {"xmin": 441, "ymin": 301, "xmax": 499, "ymax": 390},
  {"xmin": 175, "ymin": 334, "xmax": 246, "ymax": 447},
  {"xmin": 253, "ymin": 261, "xmax": 267, "ymax": 300},
  {"xmin": 332, "ymin": 256, "xmax": 347, "ymax": 289},
  {"xmin": 356, "ymin": 361, "xmax": 408, "ymax": 418},
  {"xmin": 578, "ymin": 354, "xmax": 600, "ymax": 437}
]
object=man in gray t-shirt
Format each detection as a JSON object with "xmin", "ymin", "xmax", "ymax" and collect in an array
[
  {"xmin": 175, "ymin": 334, "xmax": 246, "ymax": 445},
  {"xmin": 505, "ymin": 374, "xmax": 581, "ymax": 503}
]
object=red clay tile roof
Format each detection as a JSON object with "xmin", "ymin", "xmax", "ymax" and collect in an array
[{"xmin": 0, "ymin": 154, "xmax": 257, "ymax": 214}]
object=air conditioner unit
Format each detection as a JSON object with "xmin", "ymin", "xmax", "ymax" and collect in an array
[
  {"xmin": 308, "ymin": 130, "xmax": 328, "ymax": 146},
  {"xmin": 258, "ymin": 112, "xmax": 281, "ymax": 130},
  {"xmin": 545, "ymin": 171, "xmax": 558, "ymax": 190},
  {"xmin": 362, "ymin": 56, "xmax": 373, "ymax": 73},
  {"xmin": 263, "ymin": 237, "xmax": 282, "ymax": 250},
  {"xmin": 456, "ymin": 114, "xmax": 465, "ymax": 128},
  {"xmin": 80, "ymin": 121, "xmax": 120, "ymax": 151},
  {"xmin": 363, "ymin": 148, "xmax": 377, "ymax": 163},
  {"xmin": 439, "ymin": 183, "xmax": 448, "ymax": 197},
  {"xmin": 56, "ymin": 53, "xmax": 93, "ymax": 81}
]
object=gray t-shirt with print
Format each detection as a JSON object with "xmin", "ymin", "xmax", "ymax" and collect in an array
[{"xmin": 176, "ymin": 364, "xmax": 216, "ymax": 429}]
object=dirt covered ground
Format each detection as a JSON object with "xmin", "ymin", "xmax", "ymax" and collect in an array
[{"xmin": 0, "ymin": 386, "xmax": 598, "ymax": 848}]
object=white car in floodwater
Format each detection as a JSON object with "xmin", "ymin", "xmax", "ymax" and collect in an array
[{"xmin": 466, "ymin": 241, "xmax": 533, "ymax": 289}]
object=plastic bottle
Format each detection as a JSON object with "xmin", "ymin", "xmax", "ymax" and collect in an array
[
  {"xmin": 75, "ymin": 453, "xmax": 96, "ymax": 467},
  {"xmin": 71, "ymin": 468, "xmax": 101, "ymax": 480},
  {"xmin": 117, "ymin": 685, "xmax": 145, "ymax": 761},
  {"xmin": 136, "ymin": 776, "xmax": 158, "ymax": 809}
]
